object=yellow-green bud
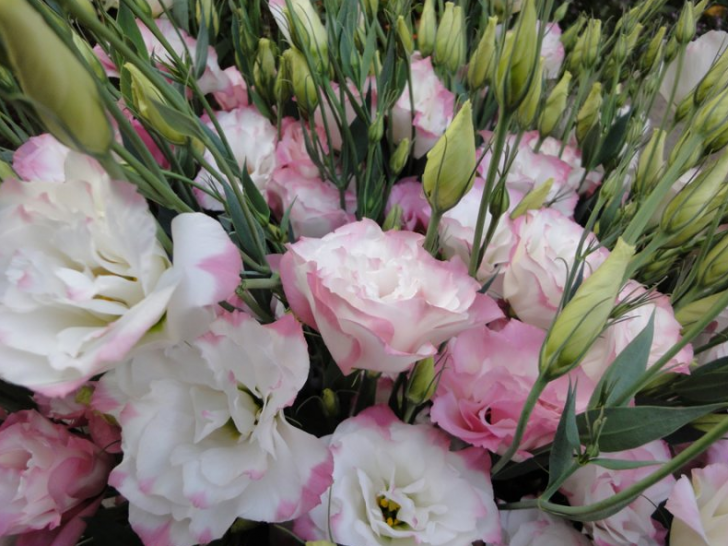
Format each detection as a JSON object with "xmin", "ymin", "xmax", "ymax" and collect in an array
[
  {"xmin": 434, "ymin": 3, "xmax": 466, "ymax": 73},
  {"xmin": 382, "ymin": 204, "xmax": 403, "ymax": 231},
  {"xmin": 467, "ymin": 16, "xmax": 498, "ymax": 91},
  {"xmin": 538, "ymin": 70, "xmax": 571, "ymax": 139},
  {"xmin": 196, "ymin": 0, "xmax": 220, "ymax": 37},
  {"xmin": 634, "ymin": 129, "xmax": 666, "ymax": 195},
  {"xmin": 695, "ymin": 50, "xmax": 728, "ymax": 105},
  {"xmin": 274, "ymin": 53, "xmax": 293, "ymax": 104},
  {"xmin": 368, "ymin": 116, "xmax": 384, "ymax": 143},
  {"xmin": 576, "ymin": 82, "xmax": 602, "ymax": 144},
  {"xmin": 697, "ymin": 234, "xmax": 728, "ymax": 289},
  {"xmin": 285, "ymin": 0, "xmax": 328, "ymax": 72},
  {"xmin": 254, "ymin": 38, "xmax": 277, "ymax": 102},
  {"xmin": 510, "ymin": 178, "xmax": 553, "ymax": 219},
  {"xmin": 694, "ymin": 0, "xmax": 709, "ymax": 16},
  {"xmin": 642, "ymin": 26, "xmax": 666, "ymax": 73},
  {"xmin": 676, "ymin": 1, "xmax": 696, "ymax": 45},
  {"xmin": 423, "ymin": 101, "xmax": 476, "ymax": 213},
  {"xmin": 495, "ymin": 0, "xmax": 538, "ymax": 110},
  {"xmin": 72, "ymin": 32, "xmax": 106, "ymax": 80},
  {"xmin": 516, "ymin": 58, "xmax": 543, "ymax": 129},
  {"xmin": 626, "ymin": 23, "xmax": 643, "ymax": 53},
  {"xmin": 417, "ymin": 0, "xmax": 437, "ymax": 57},
  {"xmin": 692, "ymin": 414, "xmax": 728, "ymax": 434},
  {"xmin": 665, "ymin": 36, "xmax": 679, "ymax": 64},
  {"xmin": 129, "ymin": 0, "xmax": 154, "ymax": 18},
  {"xmin": 661, "ymin": 151, "xmax": 728, "ymax": 243},
  {"xmin": 570, "ymin": 19, "xmax": 601, "ymax": 73},
  {"xmin": 286, "ymin": 48, "xmax": 318, "ymax": 116},
  {"xmin": 668, "ymin": 130, "xmax": 704, "ymax": 173},
  {"xmin": 0, "ymin": 0, "xmax": 112, "ymax": 156},
  {"xmin": 0, "ymin": 160, "xmax": 15, "ymax": 182},
  {"xmin": 321, "ymin": 388, "xmax": 340, "ymax": 418},
  {"xmin": 553, "ymin": 2, "xmax": 568, "ymax": 23},
  {"xmin": 125, "ymin": 63, "xmax": 188, "ymax": 145},
  {"xmin": 390, "ymin": 137, "xmax": 410, "ymax": 175},
  {"xmin": 675, "ymin": 292, "xmax": 727, "ymax": 329},
  {"xmin": 541, "ymin": 238, "xmax": 636, "ymax": 379},
  {"xmin": 405, "ymin": 357, "xmax": 437, "ymax": 405},
  {"xmin": 74, "ymin": 384, "xmax": 94, "ymax": 406},
  {"xmin": 396, "ymin": 15, "xmax": 414, "ymax": 56},
  {"xmin": 693, "ymin": 88, "xmax": 728, "ymax": 154},
  {"xmin": 561, "ymin": 15, "xmax": 585, "ymax": 52},
  {"xmin": 489, "ymin": 181, "xmax": 511, "ymax": 219}
]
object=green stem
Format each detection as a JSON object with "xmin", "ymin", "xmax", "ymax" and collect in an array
[
  {"xmin": 423, "ymin": 210, "xmax": 443, "ymax": 255},
  {"xmin": 236, "ymin": 275, "xmax": 281, "ymax": 291}
]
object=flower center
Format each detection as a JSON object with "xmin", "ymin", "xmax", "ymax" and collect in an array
[{"xmin": 377, "ymin": 495, "xmax": 402, "ymax": 528}]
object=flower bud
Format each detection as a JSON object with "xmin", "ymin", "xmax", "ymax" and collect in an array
[
  {"xmin": 541, "ymin": 238, "xmax": 635, "ymax": 379},
  {"xmin": 661, "ymin": 151, "xmax": 728, "ymax": 244},
  {"xmin": 642, "ymin": 26, "xmax": 666, "ymax": 73},
  {"xmin": 698, "ymin": 234, "xmax": 728, "ymax": 289},
  {"xmin": 196, "ymin": 0, "xmax": 220, "ymax": 37},
  {"xmin": 254, "ymin": 38, "xmax": 277, "ymax": 102},
  {"xmin": 516, "ymin": 58, "xmax": 543, "ymax": 129},
  {"xmin": 284, "ymin": 0, "xmax": 328, "ymax": 72},
  {"xmin": 693, "ymin": 88, "xmax": 728, "ymax": 154},
  {"xmin": 553, "ymin": 2, "xmax": 568, "ymax": 23},
  {"xmin": 570, "ymin": 19, "xmax": 601, "ymax": 73},
  {"xmin": 417, "ymin": 0, "xmax": 437, "ymax": 57},
  {"xmin": 675, "ymin": 292, "xmax": 727, "ymax": 329},
  {"xmin": 368, "ymin": 115, "xmax": 384, "ymax": 143},
  {"xmin": 405, "ymin": 357, "xmax": 437, "ymax": 405},
  {"xmin": 634, "ymin": 128, "xmax": 666, "ymax": 195},
  {"xmin": 467, "ymin": 16, "xmax": 498, "ymax": 90},
  {"xmin": 695, "ymin": 50, "xmax": 728, "ymax": 106},
  {"xmin": 286, "ymin": 48, "xmax": 318, "ymax": 116},
  {"xmin": 390, "ymin": 137, "xmax": 410, "ymax": 175},
  {"xmin": 125, "ymin": 63, "xmax": 188, "ymax": 145},
  {"xmin": 668, "ymin": 130, "xmax": 705, "ymax": 173},
  {"xmin": 510, "ymin": 178, "xmax": 553, "ymax": 219},
  {"xmin": 489, "ymin": 181, "xmax": 511, "ymax": 219},
  {"xmin": 576, "ymin": 82, "xmax": 602, "ymax": 144},
  {"xmin": 434, "ymin": 3, "xmax": 466, "ymax": 73},
  {"xmin": 423, "ymin": 101, "xmax": 476, "ymax": 213},
  {"xmin": 665, "ymin": 36, "xmax": 679, "ymax": 64},
  {"xmin": 0, "ymin": 0, "xmax": 112, "ymax": 156},
  {"xmin": 321, "ymin": 388, "xmax": 340, "ymax": 418},
  {"xmin": 396, "ymin": 15, "xmax": 413, "ymax": 56},
  {"xmin": 494, "ymin": 0, "xmax": 538, "ymax": 111},
  {"xmin": 626, "ymin": 22, "xmax": 643, "ymax": 53},
  {"xmin": 72, "ymin": 32, "xmax": 106, "ymax": 80},
  {"xmin": 382, "ymin": 204, "xmax": 403, "ymax": 231},
  {"xmin": 0, "ymin": 160, "xmax": 14, "ymax": 182},
  {"xmin": 676, "ymin": 1, "xmax": 696, "ymax": 45},
  {"xmin": 538, "ymin": 71, "xmax": 571, "ymax": 139},
  {"xmin": 274, "ymin": 53, "xmax": 293, "ymax": 104},
  {"xmin": 561, "ymin": 15, "xmax": 585, "ymax": 52}
]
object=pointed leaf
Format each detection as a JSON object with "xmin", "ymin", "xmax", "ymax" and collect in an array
[{"xmin": 544, "ymin": 381, "xmax": 580, "ymax": 498}]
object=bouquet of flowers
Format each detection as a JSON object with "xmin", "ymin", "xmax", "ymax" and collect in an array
[{"xmin": 1, "ymin": 0, "xmax": 728, "ymax": 544}]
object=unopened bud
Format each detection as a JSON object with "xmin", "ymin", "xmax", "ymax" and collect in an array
[
  {"xmin": 196, "ymin": 0, "xmax": 220, "ymax": 37},
  {"xmin": 274, "ymin": 53, "xmax": 293, "ymax": 104},
  {"xmin": 489, "ymin": 181, "xmax": 511, "ymax": 219},
  {"xmin": 697, "ymin": 234, "xmax": 728, "ymax": 288},
  {"xmin": 0, "ymin": 0, "xmax": 112, "ymax": 155},
  {"xmin": 695, "ymin": 50, "xmax": 728, "ymax": 105},
  {"xmin": 665, "ymin": 36, "xmax": 679, "ymax": 64},
  {"xmin": 676, "ymin": 1, "xmax": 696, "ymax": 45},
  {"xmin": 284, "ymin": 0, "xmax": 328, "ymax": 72},
  {"xmin": 390, "ymin": 138, "xmax": 410, "ymax": 175},
  {"xmin": 286, "ymin": 48, "xmax": 318, "ymax": 116},
  {"xmin": 382, "ymin": 204, "xmax": 403, "ymax": 231},
  {"xmin": 675, "ymin": 291, "xmax": 727, "ymax": 328},
  {"xmin": 553, "ymin": 2, "xmax": 568, "ymax": 23},
  {"xmin": 396, "ymin": 15, "xmax": 413, "ymax": 56},
  {"xmin": 570, "ymin": 19, "xmax": 601, "ymax": 72},
  {"xmin": 434, "ymin": 3, "xmax": 466, "ymax": 73},
  {"xmin": 516, "ymin": 58, "xmax": 543, "ymax": 129},
  {"xmin": 467, "ymin": 16, "xmax": 498, "ymax": 90},
  {"xmin": 541, "ymin": 238, "xmax": 635, "ymax": 379},
  {"xmin": 635, "ymin": 129, "xmax": 666, "ymax": 195},
  {"xmin": 693, "ymin": 88, "xmax": 728, "ymax": 154},
  {"xmin": 306, "ymin": 541, "xmax": 337, "ymax": 546},
  {"xmin": 511, "ymin": 178, "xmax": 553, "ymax": 219},
  {"xmin": 321, "ymin": 388, "xmax": 340, "ymax": 418},
  {"xmin": 494, "ymin": 0, "xmax": 538, "ymax": 110},
  {"xmin": 72, "ymin": 32, "xmax": 106, "ymax": 80},
  {"xmin": 423, "ymin": 101, "xmax": 476, "ymax": 212},
  {"xmin": 254, "ymin": 38, "xmax": 277, "ymax": 102},
  {"xmin": 0, "ymin": 160, "xmax": 14, "ymax": 182},
  {"xmin": 405, "ymin": 357, "xmax": 437, "ymax": 405},
  {"xmin": 538, "ymin": 71, "xmax": 571, "ymax": 138},
  {"xmin": 576, "ymin": 82, "xmax": 602, "ymax": 143},
  {"xmin": 561, "ymin": 15, "xmax": 585, "ymax": 52},
  {"xmin": 368, "ymin": 116, "xmax": 384, "ymax": 143},
  {"xmin": 642, "ymin": 26, "xmax": 666, "ymax": 73},
  {"xmin": 417, "ymin": 0, "xmax": 437, "ymax": 57}
]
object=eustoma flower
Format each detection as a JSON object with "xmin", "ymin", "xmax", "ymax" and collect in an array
[
  {"xmin": 295, "ymin": 406, "xmax": 501, "ymax": 546},
  {"xmin": 0, "ymin": 150, "xmax": 241, "ymax": 396},
  {"xmin": 97, "ymin": 311, "xmax": 333, "ymax": 546},
  {"xmin": 280, "ymin": 219, "xmax": 503, "ymax": 375}
]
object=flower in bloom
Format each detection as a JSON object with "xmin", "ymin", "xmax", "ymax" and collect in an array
[
  {"xmin": 0, "ymin": 151, "xmax": 241, "ymax": 396},
  {"xmin": 497, "ymin": 504, "xmax": 592, "ymax": 546},
  {"xmin": 280, "ymin": 219, "xmax": 503, "ymax": 375},
  {"xmin": 98, "ymin": 311, "xmax": 333, "ymax": 546},
  {"xmin": 503, "ymin": 208, "xmax": 608, "ymax": 330},
  {"xmin": 561, "ymin": 441, "xmax": 675, "ymax": 546},
  {"xmin": 194, "ymin": 107, "xmax": 278, "ymax": 211},
  {"xmin": 212, "ymin": 67, "xmax": 249, "ymax": 111},
  {"xmin": 12, "ymin": 134, "xmax": 70, "ymax": 183},
  {"xmin": 385, "ymin": 178, "xmax": 431, "ymax": 233},
  {"xmin": 391, "ymin": 55, "xmax": 455, "ymax": 158},
  {"xmin": 0, "ymin": 410, "xmax": 112, "ymax": 539},
  {"xmin": 275, "ymin": 117, "xmax": 326, "ymax": 179},
  {"xmin": 295, "ymin": 405, "xmax": 501, "ymax": 546},
  {"xmin": 431, "ymin": 320, "xmax": 590, "ymax": 459},
  {"xmin": 541, "ymin": 23, "xmax": 566, "ymax": 79},
  {"xmin": 667, "ymin": 463, "xmax": 728, "ymax": 546}
]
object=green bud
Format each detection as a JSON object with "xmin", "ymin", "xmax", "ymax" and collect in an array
[
  {"xmin": 576, "ymin": 82, "xmax": 602, "ymax": 144},
  {"xmin": 561, "ymin": 15, "xmax": 585, "ymax": 52},
  {"xmin": 390, "ymin": 137, "xmax": 410, "ymax": 175},
  {"xmin": 423, "ymin": 101, "xmax": 476, "ymax": 213},
  {"xmin": 676, "ymin": 1, "xmax": 696, "ymax": 45},
  {"xmin": 664, "ymin": 36, "xmax": 679, "ymax": 64},
  {"xmin": 196, "ymin": 0, "xmax": 220, "ymax": 37},
  {"xmin": 668, "ymin": 130, "xmax": 704, "ymax": 173},
  {"xmin": 661, "ymin": 151, "xmax": 728, "ymax": 244},
  {"xmin": 516, "ymin": 58, "xmax": 543, "ymax": 129},
  {"xmin": 693, "ymin": 88, "xmax": 728, "ymax": 154},
  {"xmin": 286, "ymin": 48, "xmax": 318, "ymax": 116},
  {"xmin": 434, "ymin": 3, "xmax": 466, "ymax": 73},
  {"xmin": 570, "ymin": 19, "xmax": 601, "ymax": 72},
  {"xmin": 541, "ymin": 238, "xmax": 635, "ymax": 379},
  {"xmin": 495, "ymin": 0, "xmax": 538, "ymax": 111},
  {"xmin": 510, "ymin": 178, "xmax": 553, "ymax": 219},
  {"xmin": 538, "ymin": 70, "xmax": 571, "ymax": 139},
  {"xmin": 254, "ymin": 38, "xmax": 277, "ymax": 102},
  {"xmin": 368, "ymin": 116, "xmax": 384, "ymax": 143},
  {"xmin": 129, "ymin": 0, "xmax": 154, "ymax": 18},
  {"xmin": 382, "ymin": 204, "xmax": 403, "ymax": 231},
  {"xmin": 0, "ymin": 0, "xmax": 112, "ymax": 156},
  {"xmin": 396, "ymin": 15, "xmax": 413, "ymax": 56},
  {"xmin": 626, "ymin": 22, "xmax": 643, "ymax": 53},
  {"xmin": 0, "ymin": 160, "xmax": 15, "ymax": 182},
  {"xmin": 553, "ymin": 2, "xmax": 568, "ymax": 23},
  {"xmin": 489, "ymin": 181, "xmax": 511, "ymax": 219},
  {"xmin": 405, "ymin": 357, "xmax": 437, "ymax": 405},
  {"xmin": 74, "ymin": 384, "xmax": 94, "ymax": 406},
  {"xmin": 321, "ymin": 388, "xmax": 340, "ymax": 418},
  {"xmin": 417, "ymin": 0, "xmax": 437, "ymax": 57},
  {"xmin": 695, "ymin": 49, "xmax": 728, "ymax": 105},
  {"xmin": 642, "ymin": 26, "xmax": 666, "ymax": 73},
  {"xmin": 697, "ymin": 234, "xmax": 728, "ymax": 289},
  {"xmin": 274, "ymin": 53, "xmax": 293, "ymax": 104},
  {"xmin": 634, "ymin": 129, "xmax": 666, "ymax": 195},
  {"xmin": 125, "ymin": 63, "xmax": 188, "ymax": 145},
  {"xmin": 675, "ymin": 292, "xmax": 726, "ymax": 329},
  {"xmin": 72, "ymin": 32, "xmax": 106, "ymax": 80},
  {"xmin": 285, "ymin": 0, "xmax": 328, "ymax": 72},
  {"xmin": 467, "ymin": 16, "xmax": 498, "ymax": 91},
  {"xmin": 694, "ymin": 0, "xmax": 709, "ymax": 16}
]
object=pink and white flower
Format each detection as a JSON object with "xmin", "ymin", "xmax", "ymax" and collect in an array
[
  {"xmin": 295, "ymin": 405, "xmax": 501, "ymax": 546},
  {"xmin": 99, "ymin": 311, "xmax": 333, "ymax": 546},
  {"xmin": 275, "ymin": 117, "xmax": 326, "ymax": 179},
  {"xmin": 497, "ymin": 504, "xmax": 592, "ymax": 546},
  {"xmin": 667, "ymin": 463, "xmax": 728, "ymax": 546},
  {"xmin": 0, "ymin": 410, "xmax": 112, "ymax": 539},
  {"xmin": 12, "ymin": 134, "xmax": 71, "ymax": 183},
  {"xmin": 194, "ymin": 107, "xmax": 278, "ymax": 210},
  {"xmin": 561, "ymin": 441, "xmax": 675, "ymax": 546},
  {"xmin": 385, "ymin": 178, "xmax": 431, "ymax": 233},
  {"xmin": 541, "ymin": 23, "xmax": 566, "ymax": 79},
  {"xmin": 391, "ymin": 55, "xmax": 455, "ymax": 158},
  {"xmin": 212, "ymin": 67, "xmax": 249, "ymax": 111},
  {"xmin": 0, "ymin": 151, "xmax": 241, "ymax": 396},
  {"xmin": 280, "ymin": 219, "xmax": 503, "ymax": 375},
  {"xmin": 503, "ymin": 208, "xmax": 608, "ymax": 330}
]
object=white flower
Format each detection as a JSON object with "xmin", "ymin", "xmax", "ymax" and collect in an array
[
  {"xmin": 99, "ymin": 311, "xmax": 333, "ymax": 546},
  {"xmin": 0, "ymin": 151, "xmax": 241, "ymax": 396}
]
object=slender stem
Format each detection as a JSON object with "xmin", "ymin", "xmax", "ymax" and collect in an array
[
  {"xmin": 237, "ymin": 275, "xmax": 281, "ymax": 291},
  {"xmin": 423, "ymin": 210, "xmax": 442, "ymax": 255}
]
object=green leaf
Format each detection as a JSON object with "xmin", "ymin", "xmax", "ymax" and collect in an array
[
  {"xmin": 597, "ymin": 112, "xmax": 631, "ymax": 167},
  {"xmin": 194, "ymin": 15, "xmax": 210, "ymax": 81},
  {"xmin": 544, "ymin": 381, "xmax": 580, "ymax": 499},
  {"xmin": 150, "ymin": 98, "xmax": 204, "ymax": 140},
  {"xmin": 672, "ymin": 357, "xmax": 728, "ymax": 404},
  {"xmin": 117, "ymin": 2, "xmax": 149, "ymax": 63},
  {"xmin": 577, "ymin": 403, "xmax": 726, "ymax": 452},
  {"xmin": 589, "ymin": 458, "xmax": 663, "ymax": 470},
  {"xmin": 240, "ymin": 161, "xmax": 270, "ymax": 223},
  {"xmin": 588, "ymin": 312, "xmax": 654, "ymax": 409},
  {"xmin": 221, "ymin": 179, "xmax": 266, "ymax": 264},
  {"xmin": 580, "ymin": 121, "xmax": 602, "ymax": 170}
]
